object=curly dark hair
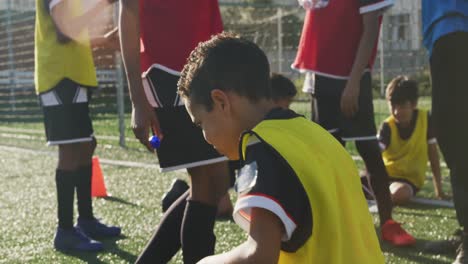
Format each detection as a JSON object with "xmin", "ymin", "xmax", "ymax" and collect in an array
[{"xmin": 178, "ymin": 32, "xmax": 271, "ymax": 111}]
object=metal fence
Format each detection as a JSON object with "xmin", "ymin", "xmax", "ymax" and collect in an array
[{"xmin": 0, "ymin": 0, "xmax": 430, "ymax": 146}]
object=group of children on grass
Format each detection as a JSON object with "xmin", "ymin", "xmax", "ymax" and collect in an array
[{"xmin": 34, "ymin": 0, "xmax": 467, "ymax": 263}]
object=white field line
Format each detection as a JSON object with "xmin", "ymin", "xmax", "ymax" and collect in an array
[
  {"xmin": 0, "ymin": 145, "xmax": 159, "ymax": 169},
  {"xmin": 0, "ymin": 126, "xmax": 449, "ymax": 169},
  {"xmin": 1, "ymin": 145, "xmax": 455, "ymax": 209},
  {"xmin": 0, "ymin": 126, "xmax": 139, "ymax": 142}
]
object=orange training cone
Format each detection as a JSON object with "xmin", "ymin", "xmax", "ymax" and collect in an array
[{"xmin": 91, "ymin": 156, "xmax": 109, "ymax": 197}]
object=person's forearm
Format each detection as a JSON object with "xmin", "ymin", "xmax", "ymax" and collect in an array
[
  {"xmin": 119, "ymin": 0, "xmax": 146, "ymax": 106},
  {"xmin": 51, "ymin": 0, "xmax": 110, "ymax": 40},
  {"xmin": 347, "ymin": 12, "xmax": 381, "ymax": 84},
  {"xmin": 198, "ymin": 239, "xmax": 270, "ymax": 264},
  {"xmin": 198, "ymin": 241, "xmax": 251, "ymax": 264},
  {"xmin": 428, "ymin": 143, "xmax": 443, "ymax": 195},
  {"xmin": 90, "ymin": 27, "xmax": 119, "ymax": 48}
]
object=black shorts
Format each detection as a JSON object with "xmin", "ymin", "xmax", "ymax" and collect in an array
[
  {"xmin": 39, "ymin": 78, "xmax": 94, "ymax": 146},
  {"xmin": 311, "ymin": 72, "xmax": 377, "ymax": 141},
  {"xmin": 142, "ymin": 66, "xmax": 226, "ymax": 172}
]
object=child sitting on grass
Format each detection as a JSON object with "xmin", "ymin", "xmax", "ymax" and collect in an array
[
  {"xmin": 177, "ymin": 32, "xmax": 384, "ymax": 264},
  {"xmin": 378, "ymin": 76, "xmax": 446, "ymax": 205}
]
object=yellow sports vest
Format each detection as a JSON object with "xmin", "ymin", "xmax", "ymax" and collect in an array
[
  {"xmin": 382, "ymin": 109, "xmax": 428, "ymax": 189},
  {"xmin": 241, "ymin": 117, "xmax": 384, "ymax": 264},
  {"xmin": 35, "ymin": 0, "xmax": 97, "ymax": 94}
]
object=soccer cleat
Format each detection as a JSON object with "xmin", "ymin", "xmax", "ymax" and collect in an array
[
  {"xmin": 162, "ymin": 179, "xmax": 189, "ymax": 213},
  {"xmin": 76, "ymin": 217, "xmax": 121, "ymax": 239},
  {"xmin": 381, "ymin": 219, "xmax": 416, "ymax": 246},
  {"xmin": 453, "ymin": 235, "xmax": 468, "ymax": 264},
  {"xmin": 54, "ymin": 227, "xmax": 103, "ymax": 252}
]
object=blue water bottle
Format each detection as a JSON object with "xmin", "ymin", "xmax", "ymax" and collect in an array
[{"xmin": 149, "ymin": 135, "xmax": 161, "ymax": 149}]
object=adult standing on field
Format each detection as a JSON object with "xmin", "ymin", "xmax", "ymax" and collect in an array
[
  {"xmin": 292, "ymin": 0, "xmax": 415, "ymax": 246},
  {"xmin": 422, "ymin": 1, "xmax": 468, "ymax": 263},
  {"xmin": 119, "ymin": 0, "xmax": 231, "ymax": 263},
  {"xmin": 35, "ymin": 0, "xmax": 121, "ymax": 252}
]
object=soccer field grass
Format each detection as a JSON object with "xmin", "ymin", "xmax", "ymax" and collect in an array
[{"xmin": 0, "ymin": 99, "xmax": 460, "ymax": 264}]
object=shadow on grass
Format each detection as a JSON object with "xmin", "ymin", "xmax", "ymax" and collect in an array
[
  {"xmin": 381, "ymin": 238, "xmax": 456, "ymax": 264},
  {"xmin": 100, "ymin": 196, "xmax": 139, "ymax": 207},
  {"xmin": 59, "ymin": 235, "xmax": 137, "ymax": 263}
]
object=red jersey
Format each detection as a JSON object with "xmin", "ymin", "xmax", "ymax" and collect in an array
[
  {"xmin": 292, "ymin": 0, "xmax": 393, "ymax": 79},
  {"xmin": 139, "ymin": 0, "xmax": 223, "ymax": 74}
]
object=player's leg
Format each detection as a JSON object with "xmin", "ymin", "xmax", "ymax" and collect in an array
[
  {"xmin": 182, "ymin": 161, "xmax": 230, "ymax": 264},
  {"xmin": 311, "ymin": 74, "xmax": 345, "ymax": 145},
  {"xmin": 40, "ymin": 79, "xmax": 102, "ymax": 251},
  {"xmin": 71, "ymin": 91, "xmax": 120, "ymax": 239},
  {"xmin": 389, "ymin": 181, "xmax": 414, "ymax": 206},
  {"xmin": 431, "ymin": 32, "xmax": 468, "ymax": 263},
  {"xmin": 134, "ymin": 165, "xmax": 229, "ymax": 264},
  {"xmin": 74, "ymin": 138, "xmax": 96, "ymax": 221},
  {"xmin": 344, "ymin": 72, "xmax": 415, "ymax": 246},
  {"xmin": 355, "ymin": 140, "xmax": 392, "ymax": 222},
  {"xmin": 453, "ymin": 34, "xmax": 468, "ymax": 259},
  {"xmin": 135, "ymin": 190, "xmax": 190, "ymax": 264},
  {"xmin": 57, "ymin": 143, "xmax": 82, "ymax": 229},
  {"xmin": 162, "ymin": 160, "xmax": 237, "ymax": 217},
  {"xmin": 135, "ymin": 67, "xmax": 229, "ymax": 263}
]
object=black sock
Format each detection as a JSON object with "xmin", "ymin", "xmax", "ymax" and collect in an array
[
  {"xmin": 181, "ymin": 200, "xmax": 217, "ymax": 264},
  {"xmin": 56, "ymin": 169, "xmax": 75, "ymax": 229},
  {"xmin": 75, "ymin": 164, "xmax": 94, "ymax": 220},
  {"xmin": 356, "ymin": 140, "xmax": 393, "ymax": 224},
  {"xmin": 135, "ymin": 190, "xmax": 189, "ymax": 264}
]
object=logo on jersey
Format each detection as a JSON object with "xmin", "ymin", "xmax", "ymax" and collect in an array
[{"xmin": 235, "ymin": 161, "xmax": 258, "ymax": 195}]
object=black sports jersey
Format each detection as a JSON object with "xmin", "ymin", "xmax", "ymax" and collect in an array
[{"xmin": 235, "ymin": 108, "xmax": 312, "ymax": 252}]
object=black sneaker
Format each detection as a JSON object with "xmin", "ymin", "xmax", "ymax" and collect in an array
[
  {"xmin": 424, "ymin": 229, "xmax": 463, "ymax": 255},
  {"xmin": 54, "ymin": 227, "xmax": 103, "ymax": 252},
  {"xmin": 453, "ymin": 235, "xmax": 468, "ymax": 264},
  {"xmin": 76, "ymin": 217, "xmax": 121, "ymax": 239},
  {"xmin": 162, "ymin": 179, "xmax": 189, "ymax": 212}
]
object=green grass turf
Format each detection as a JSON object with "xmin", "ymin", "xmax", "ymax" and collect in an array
[{"xmin": 0, "ymin": 97, "xmax": 460, "ymax": 264}]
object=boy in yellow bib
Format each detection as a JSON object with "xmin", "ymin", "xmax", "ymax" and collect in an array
[
  {"xmin": 35, "ymin": 0, "xmax": 120, "ymax": 252},
  {"xmin": 378, "ymin": 76, "xmax": 446, "ymax": 205},
  {"xmin": 177, "ymin": 32, "xmax": 384, "ymax": 264}
]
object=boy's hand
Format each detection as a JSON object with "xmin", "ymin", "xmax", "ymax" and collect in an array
[
  {"xmin": 341, "ymin": 78, "xmax": 360, "ymax": 118},
  {"xmin": 131, "ymin": 102, "xmax": 162, "ymax": 152}
]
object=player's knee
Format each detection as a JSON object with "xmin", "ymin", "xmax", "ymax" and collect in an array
[
  {"xmin": 58, "ymin": 143, "xmax": 81, "ymax": 170},
  {"xmin": 85, "ymin": 137, "xmax": 97, "ymax": 155},
  {"xmin": 389, "ymin": 183, "xmax": 412, "ymax": 205},
  {"xmin": 188, "ymin": 162, "xmax": 230, "ymax": 204}
]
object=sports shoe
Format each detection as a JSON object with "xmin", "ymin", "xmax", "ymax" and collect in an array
[
  {"xmin": 453, "ymin": 235, "xmax": 468, "ymax": 264},
  {"xmin": 381, "ymin": 219, "xmax": 416, "ymax": 246},
  {"xmin": 54, "ymin": 227, "xmax": 103, "ymax": 252},
  {"xmin": 76, "ymin": 217, "xmax": 121, "ymax": 239},
  {"xmin": 162, "ymin": 179, "xmax": 189, "ymax": 212},
  {"xmin": 424, "ymin": 229, "xmax": 463, "ymax": 254}
]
